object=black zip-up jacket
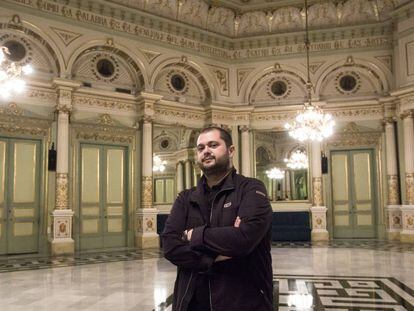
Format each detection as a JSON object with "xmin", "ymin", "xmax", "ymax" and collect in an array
[{"xmin": 162, "ymin": 169, "xmax": 273, "ymax": 311}]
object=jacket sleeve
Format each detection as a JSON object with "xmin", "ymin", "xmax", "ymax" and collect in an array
[
  {"xmin": 162, "ymin": 192, "xmax": 216, "ymax": 271},
  {"xmin": 190, "ymin": 180, "xmax": 272, "ymax": 258}
]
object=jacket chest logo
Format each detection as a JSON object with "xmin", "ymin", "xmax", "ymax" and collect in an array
[{"xmin": 223, "ymin": 202, "xmax": 232, "ymax": 208}]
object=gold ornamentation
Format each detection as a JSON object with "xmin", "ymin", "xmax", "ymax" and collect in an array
[
  {"xmin": 154, "ymin": 108, "xmax": 204, "ymax": 121},
  {"xmin": 312, "ymin": 177, "xmax": 323, "ymax": 206},
  {"xmin": 393, "ymin": 216, "xmax": 401, "ymax": 226},
  {"xmin": 406, "ymin": 173, "xmax": 414, "ymax": 205},
  {"xmin": 73, "ymin": 95, "xmax": 136, "ymax": 112},
  {"xmin": 98, "ymin": 114, "xmax": 115, "ymax": 126},
  {"xmin": 406, "ymin": 215, "xmax": 414, "ymax": 229},
  {"xmin": 0, "ymin": 114, "xmax": 50, "ymax": 136},
  {"xmin": 26, "ymin": 89, "xmax": 57, "ymax": 102},
  {"xmin": 387, "ymin": 175, "xmax": 400, "ymax": 205},
  {"xmin": 141, "ymin": 176, "xmax": 153, "ymax": 208},
  {"xmin": 54, "ymin": 218, "xmax": 71, "ymax": 239},
  {"xmin": 0, "ymin": 102, "xmax": 24, "ymax": 116},
  {"xmin": 73, "ymin": 122, "xmax": 135, "ymax": 144},
  {"xmin": 56, "ymin": 173, "xmax": 69, "ymax": 209},
  {"xmin": 240, "ymin": 125, "xmax": 249, "ymax": 132},
  {"xmin": 327, "ymin": 122, "xmax": 381, "ymax": 147}
]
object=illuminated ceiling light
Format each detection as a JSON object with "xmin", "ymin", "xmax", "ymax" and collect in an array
[
  {"xmin": 284, "ymin": 150, "xmax": 309, "ymax": 170},
  {"xmin": 153, "ymin": 155, "xmax": 167, "ymax": 172},
  {"xmin": 266, "ymin": 167, "xmax": 284, "ymax": 180},
  {"xmin": 0, "ymin": 46, "xmax": 33, "ymax": 99},
  {"xmin": 284, "ymin": 0, "xmax": 334, "ymax": 142}
]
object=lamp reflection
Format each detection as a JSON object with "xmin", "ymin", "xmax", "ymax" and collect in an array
[{"xmin": 287, "ymin": 293, "xmax": 313, "ymax": 309}]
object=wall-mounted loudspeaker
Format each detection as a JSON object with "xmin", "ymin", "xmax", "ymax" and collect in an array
[{"xmin": 321, "ymin": 154, "xmax": 328, "ymax": 174}]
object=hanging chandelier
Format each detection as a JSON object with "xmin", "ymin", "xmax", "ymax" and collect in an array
[
  {"xmin": 284, "ymin": 0, "xmax": 334, "ymax": 142},
  {"xmin": 153, "ymin": 155, "xmax": 167, "ymax": 172},
  {"xmin": 266, "ymin": 167, "xmax": 284, "ymax": 180},
  {"xmin": 0, "ymin": 46, "xmax": 33, "ymax": 99},
  {"xmin": 284, "ymin": 150, "xmax": 308, "ymax": 170}
]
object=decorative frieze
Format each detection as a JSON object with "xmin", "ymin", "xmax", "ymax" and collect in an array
[
  {"xmin": 73, "ymin": 122, "xmax": 136, "ymax": 144},
  {"xmin": 0, "ymin": 114, "xmax": 50, "ymax": 136},
  {"xmin": 73, "ymin": 95, "xmax": 136, "ymax": 112}
]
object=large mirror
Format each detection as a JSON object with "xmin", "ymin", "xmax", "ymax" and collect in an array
[
  {"xmin": 254, "ymin": 131, "xmax": 309, "ymax": 202},
  {"xmin": 152, "ymin": 125, "xmax": 200, "ymax": 208}
]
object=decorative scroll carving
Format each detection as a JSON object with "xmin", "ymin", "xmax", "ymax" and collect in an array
[
  {"xmin": 327, "ymin": 122, "xmax": 382, "ymax": 147},
  {"xmin": 55, "ymin": 173, "xmax": 69, "ymax": 209},
  {"xmin": 387, "ymin": 175, "xmax": 400, "ymax": 205},
  {"xmin": 312, "ymin": 177, "xmax": 323, "ymax": 206},
  {"xmin": 0, "ymin": 102, "xmax": 24, "ymax": 116}
]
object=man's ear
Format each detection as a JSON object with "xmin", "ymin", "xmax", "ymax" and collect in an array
[{"xmin": 228, "ymin": 145, "xmax": 235, "ymax": 157}]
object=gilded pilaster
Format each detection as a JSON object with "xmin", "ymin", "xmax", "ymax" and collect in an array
[
  {"xmin": 136, "ymin": 93, "xmax": 162, "ymax": 249},
  {"xmin": 50, "ymin": 78, "xmax": 80, "ymax": 255},
  {"xmin": 312, "ymin": 177, "xmax": 323, "ymax": 207}
]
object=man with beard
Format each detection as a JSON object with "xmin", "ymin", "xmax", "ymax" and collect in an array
[{"xmin": 162, "ymin": 126, "xmax": 273, "ymax": 311}]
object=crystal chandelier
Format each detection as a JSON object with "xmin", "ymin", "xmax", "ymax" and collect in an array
[
  {"xmin": 266, "ymin": 167, "xmax": 284, "ymax": 180},
  {"xmin": 0, "ymin": 46, "xmax": 33, "ymax": 99},
  {"xmin": 284, "ymin": 150, "xmax": 308, "ymax": 170},
  {"xmin": 284, "ymin": 0, "xmax": 334, "ymax": 142},
  {"xmin": 153, "ymin": 155, "xmax": 167, "ymax": 172}
]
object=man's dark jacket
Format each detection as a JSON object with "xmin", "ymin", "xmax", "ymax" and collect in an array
[{"xmin": 162, "ymin": 169, "xmax": 273, "ymax": 311}]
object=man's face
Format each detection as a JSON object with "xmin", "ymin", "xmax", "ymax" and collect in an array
[{"xmin": 196, "ymin": 129, "xmax": 234, "ymax": 175}]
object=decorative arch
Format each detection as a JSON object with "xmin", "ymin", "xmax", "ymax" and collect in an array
[
  {"xmin": 67, "ymin": 42, "xmax": 147, "ymax": 91},
  {"xmin": 150, "ymin": 57, "xmax": 215, "ymax": 103},
  {"xmin": 0, "ymin": 16, "xmax": 64, "ymax": 78},
  {"xmin": 243, "ymin": 65, "xmax": 307, "ymax": 106},
  {"xmin": 316, "ymin": 57, "xmax": 391, "ymax": 99}
]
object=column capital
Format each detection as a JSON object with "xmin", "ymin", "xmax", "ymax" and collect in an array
[
  {"xmin": 239, "ymin": 125, "xmax": 250, "ymax": 133},
  {"xmin": 383, "ymin": 117, "xmax": 397, "ymax": 124},
  {"xmin": 400, "ymin": 110, "xmax": 414, "ymax": 120}
]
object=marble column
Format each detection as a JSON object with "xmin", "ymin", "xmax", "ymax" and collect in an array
[
  {"xmin": 310, "ymin": 141, "xmax": 328, "ymax": 241},
  {"xmin": 136, "ymin": 92, "xmax": 162, "ymax": 249},
  {"xmin": 285, "ymin": 170, "xmax": 291, "ymax": 200},
  {"xmin": 231, "ymin": 125, "xmax": 240, "ymax": 172},
  {"xmin": 401, "ymin": 111, "xmax": 414, "ymax": 243},
  {"xmin": 240, "ymin": 126, "xmax": 252, "ymax": 177},
  {"xmin": 384, "ymin": 119, "xmax": 402, "ymax": 240},
  {"xmin": 185, "ymin": 160, "xmax": 192, "ymax": 189},
  {"xmin": 176, "ymin": 161, "xmax": 184, "ymax": 193},
  {"xmin": 50, "ymin": 79, "xmax": 79, "ymax": 255}
]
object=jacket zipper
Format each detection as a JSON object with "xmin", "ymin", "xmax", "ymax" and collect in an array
[
  {"xmin": 178, "ymin": 271, "xmax": 193, "ymax": 311},
  {"xmin": 207, "ymin": 186, "xmax": 234, "ymax": 311}
]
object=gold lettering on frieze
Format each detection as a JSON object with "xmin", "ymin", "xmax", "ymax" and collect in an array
[{"xmin": 5, "ymin": 0, "xmax": 391, "ymax": 60}]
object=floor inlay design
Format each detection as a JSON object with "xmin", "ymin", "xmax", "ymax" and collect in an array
[
  {"xmin": 275, "ymin": 275, "xmax": 414, "ymax": 310},
  {"xmin": 0, "ymin": 249, "xmax": 163, "ymax": 273}
]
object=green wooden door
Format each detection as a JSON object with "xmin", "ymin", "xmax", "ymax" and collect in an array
[
  {"xmin": 0, "ymin": 138, "xmax": 41, "ymax": 255},
  {"xmin": 331, "ymin": 150, "xmax": 376, "ymax": 238},
  {"xmin": 79, "ymin": 144, "xmax": 127, "ymax": 251}
]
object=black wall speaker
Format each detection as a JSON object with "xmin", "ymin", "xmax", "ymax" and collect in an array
[
  {"xmin": 321, "ymin": 154, "xmax": 328, "ymax": 174},
  {"xmin": 48, "ymin": 143, "xmax": 57, "ymax": 171}
]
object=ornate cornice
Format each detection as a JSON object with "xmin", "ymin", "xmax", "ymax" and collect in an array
[
  {"xmin": 72, "ymin": 122, "xmax": 136, "ymax": 144},
  {"xmin": 326, "ymin": 122, "xmax": 382, "ymax": 147},
  {"xmin": 0, "ymin": 114, "xmax": 50, "ymax": 136},
  {"xmin": 73, "ymin": 95, "xmax": 137, "ymax": 112}
]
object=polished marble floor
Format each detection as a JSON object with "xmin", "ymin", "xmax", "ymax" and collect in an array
[{"xmin": 1, "ymin": 240, "xmax": 414, "ymax": 310}]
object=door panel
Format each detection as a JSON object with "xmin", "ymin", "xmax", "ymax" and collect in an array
[
  {"xmin": 79, "ymin": 144, "xmax": 127, "ymax": 251},
  {"xmin": 332, "ymin": 150, "xmax": 376, "ymax": 239},
  {"xmin": 0, "ymin": 138, "xmax": 40, "ymax": 254}
]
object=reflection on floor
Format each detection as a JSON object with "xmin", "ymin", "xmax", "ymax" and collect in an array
[{"xmin": 0, "ymin": 240, "xmax": 414, "ymax": 310}]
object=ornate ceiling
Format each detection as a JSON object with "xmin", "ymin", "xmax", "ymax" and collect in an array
[{"xmin": 108, "ymin": 0, "xmax": 404, "ymax": 38}]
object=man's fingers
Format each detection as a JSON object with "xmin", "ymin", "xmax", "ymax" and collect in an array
[{"xmin": 234, "ymin": 216, "xmax": 241, "ymax": 227}]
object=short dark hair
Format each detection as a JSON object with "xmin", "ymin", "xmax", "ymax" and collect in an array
[{"xmin": 199, "ymin": 126, "xmax": 233, "ymax": 148}]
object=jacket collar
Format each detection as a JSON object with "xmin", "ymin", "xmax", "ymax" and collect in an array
[{"xmin": 190, "ymin": 167, "xmax": 236, "ymax": 203}]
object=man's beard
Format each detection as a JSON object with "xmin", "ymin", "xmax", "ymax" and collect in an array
[{"xmin": 198, "ymin": 154, "xmax": 230, "ymax": 176}]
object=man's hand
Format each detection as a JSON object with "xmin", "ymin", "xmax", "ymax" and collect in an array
[{"xmin": 214, "ymin": 216, "xmax": 241, "ymax": 262}]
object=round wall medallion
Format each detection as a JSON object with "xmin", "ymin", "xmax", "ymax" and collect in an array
[
  {"xmin": 170, "ymin": 74, "xmax": 186, "ymax": 92},
  {"xmin": 160, "ymin": 139, "xmax": 170, "ymax": 150},
  {"xmin": 271, "ymin": 80, "xmax": 287, "ymax": 96},
  {"xmin": 96, "ymin": 58, "xmax": 115, "ymax": 78},
  {"xmin": 3, "ymin": 40, "xmax": 26, "ymax": 62},
  {"xmin": 166, "ymin": 70, "xmax": 189, "ymax": 95},
  {"xmin": 335, "ymin": 72, "xmax": 361, "ymax": 94}
]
